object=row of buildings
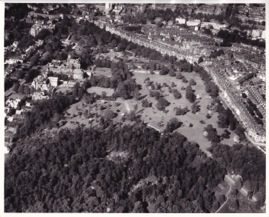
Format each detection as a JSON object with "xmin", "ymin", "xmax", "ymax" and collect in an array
[
  {"xmin": 201, "ymin": 61, "xmax": 265, "ymax": 144},
  {"xmin": 97, "ymin": 4, "xmax": 266, "ymax": 42},
  {"xmin": 93, "ymin": 18, "xmax": 203, "ymax": 63},
  {"xmin": 5, "ymin": 92, "xmax": 33, "ymax": 149},
  {"xmin": 175, "ymin": 16, "xmax": 265, "ymax": 39},
  {"xmin": 47, "ymin": 56, "xmax": 85, "ymax": 80},
  {"xmin": 237, "ymin": 4, "xmax": 265, "ymax": 25},
  {"xmin": 29, "ymin": 19, "xmax": 56, "ymax": 37},
  {"xmin": 245, "ymin": 85, "xmax": 266, "ymax": 119}
]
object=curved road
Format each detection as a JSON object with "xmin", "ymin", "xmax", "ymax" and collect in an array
[{"xmin": 244, "ymin": 132, "xmax": 266, "ymax": 154}]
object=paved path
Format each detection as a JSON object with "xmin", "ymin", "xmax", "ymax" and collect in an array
[
  {"xmin": 216, "ymin": 183, "xmax": 231, "ymax": 213},
  {"xmin": 244, "ymin": 132, "xmax": 266, "ymax": 154},
  {"xmin": 124, "ymin": 101, "xmax": 131, "ymax": 113},
  {"xmin": 147, "ymin": 123, "xmax": 161, "ymax": 132}
]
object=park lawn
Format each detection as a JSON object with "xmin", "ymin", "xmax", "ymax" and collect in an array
[
  {"xmin": 133, "ymin": 69, "xmax": 151, "ymax": 74},
  {"xmin": 87, "ymin": 86, "xmax": 114, "ymax": 96},
  {"xmin": 93, "ymin": 67, "xmax": 112, "ymax": 77},
  {"xmin": 8, "ymin": 92, "xmax": 26, "ymax": 100},
  {"xmin": 133, "ymin": 71, "xmax": 238, "ymax": 152},
  {"xmin": 60, "ymin": 99, "xmax": 94, "ymax": 130},
  {"xmin": 184, "ymin": 72, "xmax": 240, "ymax": 146},
  {"xmin": 55, "ymin": 85, "xmax": 73, "ymax": 94},
  {"xmin": 59, "ymin": 95, "xmax": 134, "ymax": 130},
  {"xmin": 221, "ymin": 132, "xmax": 239, "ymax": 146},
  {"xmin": 57, "ymin": 68, "xmax": 239, "ymax": 152}
]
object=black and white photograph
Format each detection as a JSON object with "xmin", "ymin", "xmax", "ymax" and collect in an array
[{"xmin": 3, "ymin": 1, "xmax": 266, "ymax": 214}]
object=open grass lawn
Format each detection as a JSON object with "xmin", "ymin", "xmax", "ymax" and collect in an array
[
  {"xmin": 60, "ymin": 100, "xmax": 94, "ymax": 130},
  {"xmin": 133, "ymin": 71, "xmax": 238, "ymax": 152},
  {"xmin": 93, "ymin": 67, "xmax": 112, "ymax": 77},
  {"xmin": 133, "ymin": 69, "xmax": 151, "ymax": 74},
  {"xmin": 87, "ymin": 86, "xmax": 114, "ymax": 96},
  {"xmin": 8, "ymin": 92, "xmax": 26, "ymax": 100},
  {"xmin": 55, "ymin": 85, "xmax": 73, "ymax": 94}
]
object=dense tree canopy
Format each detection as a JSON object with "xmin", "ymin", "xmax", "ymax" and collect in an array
[
  {"xmin": 14, "ymin": 94, "xmax": 76, "ymax": 141},
  {"xmin": 208, "ymin": 143, "xmax": 265, "ymax": 207},
  {"xmin": 6, "ymin": 121, "xmax": 227, "ymax": 212}
]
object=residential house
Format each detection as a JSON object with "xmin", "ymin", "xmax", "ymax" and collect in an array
[
  {"xmin": 6, "ymin": 98, "xmax": 21, "ymax": 109},
  {"xmin": 7, "ymin": 116, "xmax": 14, "ymax": 122},
  {"xmin": 48, "ymin": 76, "xmax": 59, "ymax": 87},
  {"xmin": 175, "ymin": 17, "xmax": 186, "ymax": 25},
  {"xmin": 186, "ymin": 19, "xmax": 201, "ymax": 27},
  {"xmin": 252, "ymin": 29, "xmax": 262, "ymax": 38}
]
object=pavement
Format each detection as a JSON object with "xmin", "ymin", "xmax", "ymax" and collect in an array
[
  {"xmin": 216, "ymin": 184, "xmax": 231, "ymax": 213},
  {"xmin": 244, "ymin": 132, "xmax": 266, "ymax": 155}
]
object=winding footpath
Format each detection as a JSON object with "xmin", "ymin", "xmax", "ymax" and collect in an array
[{"xmin": 216, "ymin": 184, "xmax": 232, "ymax": 213}]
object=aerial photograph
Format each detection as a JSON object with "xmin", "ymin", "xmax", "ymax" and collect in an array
[{"xmin": 4, "ymin": 2, "xmax": 266, "ymax": 213}]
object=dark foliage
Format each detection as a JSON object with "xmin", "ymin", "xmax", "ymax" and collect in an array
[
  {"xmin": 5, "ymin": 4, "xmax": 30, "ymax": 19},
  {"xmin": 14, "ymin": 94, "xmax": 76, "ymax": 141},
  {"xmin": 185, "ymin": 85, "xmax": 196, "ymax": 103},
  {"xmin": 217, "ymin": 29, "xmax": 265, "ymax": 49},
  {"xmin": 6, "ymin": 123, "xmax": 226, "ymax": 212},
  {"xmin": 208, "ymin": 143, "xmax": 265, "ymax": 206}
]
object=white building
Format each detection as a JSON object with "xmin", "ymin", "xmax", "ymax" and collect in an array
[
  {"xmin": 29, "ymin": 23, "xmax": 55, "ymax": 37},
  {"xmin": 6, "ymin": 98, "xmax": 21, "ymax": 109},
  {"xmin": 252, "ymin": 29, "xmax": 262, "ymax": 38},
  {"xmin": 25, "ymin": 102, "xmax": 32, "ymax": 107},
  {"xmin": 5, "ymin": 58, "xmax": 22, "ymax": 65},
  {"xmin": 48, "ymin": 76, "xmax": 59, "ymax": 87},
  {"xmin": 73, "ymin": 69, "xmax": 84, "ymax": 80},
  {"xmin": 31, "ymin": 75, "xmax": 44, "ymax": 90},
  {"xmin": 15, "ymin": 110, "xmax": 22, "ymax": 115},
  {"xmin": 261, "ymin": 30, "xmax": 266, "ymax": 40},
  {"xmin": 175, "ymin": 17, "xmax": 186, "ymax": 25},
  {"xmin": 201, "ymin": 22, "xmax": 227, "ymax": 30},
  {"xmin": 7, "ymin": 116, "xmax": 14, "ymax": 122},
  {"xmin": 12, "ymin": 41, "xmax": 19, "ymax": 48},
  {"xmin": 186, "ymin": 19, "xmax": 201, "ymax": 27}
]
